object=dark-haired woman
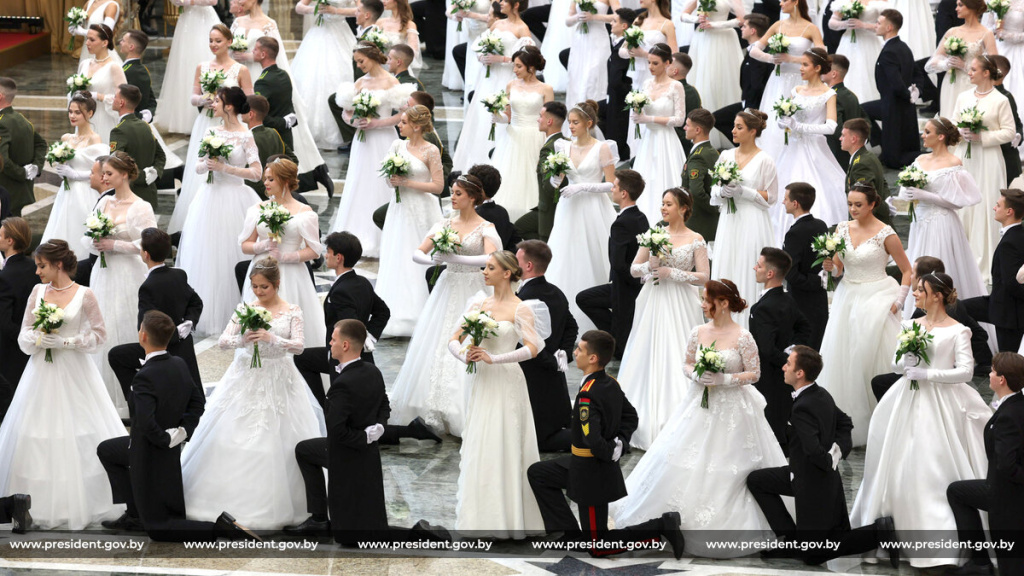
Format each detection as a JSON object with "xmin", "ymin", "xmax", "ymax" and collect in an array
[
  {"xmin": 925, "ymin": 0, "xmax": 997, "ymax": 120},
  {"xmin": 818, "ymin": 185, "xmax": 912, "ymax": 447},
  {"xmin": 177, "ymin": 87, "xmax": 263, "ymax": 337},
  {"xmin": 611, "ymin": 279, "xmax": 785, "ymax": 557},
  {"xmin": 0, "ymin": 239, "xmax": 126, "ymax": 529},
  {"xmin": 68, "ymin": 0, "xmax": 120, "ymax": 66},
  {"xmin": 850, "ymin": 273, "xmax": 989, "ymax": 569},
  {"xmin": 75, "ymin": 24, "xmax": 126, "ymax": 143},
  {"xmin": 618, "ymin": 0, "xmax": 676, "ymax": 155},
  {"xmin": 42, "ymin": 92, "xmax": 106, "ymax": 260}
]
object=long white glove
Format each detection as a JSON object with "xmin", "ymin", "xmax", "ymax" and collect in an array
[
  {"xmin": 413, "ymin": 249, "xmax": 444, "ymax": 265},
  {"xmin": 190, "ymin": 93, "xmax": 213, "ymax": 107},
  {"xmin": 561, "ymin": 181, "xmax": 613, "ymax": 199},
  {"xmin": 904, "ymin": 367, "xmax": 929, "ymax": 382},
  {"xmin": 252, "ymin": 239, "xmax": 277, "ymax": 254},
  {"xmin": 554, "ymin": 349, "xmax": 568, "ymax": 372},
  {"xmin": 448, "ymin": 339, "xmax": 468, "ymax": 364},
  {"xmin": 900, "ymin": 352, "xmax": 921, "ymax": 370},
  {"xmin": 786, "ymin": 117, "xmax": 838, "ymax": 135},
  {"xmin": 144, "ymin": 167, "xmax": 158, "ymax": 185},
  {"xmin": 902, "ymin": 186, "xmax": 959, "ymax": 210},
  {"xmin": 894, "ymin": 284, "xmax": 911, "ymax": 311},
  {"xmin": 54, "ymin": 163, "xmax": 89, "ymax": 181},
  {"xmin": 365, "ymin": 423, "xmax": 385, "ymax": 443},
  {"xmin": 177, "ymin": 321, "xmax": 193, "ymax": 340},
  {"xmin": 693, "ymin": 371, "xmax": 735, "ymax": 386},
  {"xmin": 722, "ymin": 182, "xmax": 769, "ymax": 209},
  {"xmin": 284, "ymin": 113, "xmax": 298, "ymax": 129},
  {"xmin": 167, "ymin": 427, "xmax": 188, "ymax": 448},
  {"xmin": 23, "ymin": 165, "xmax": 38, "ymax": 180},
  {"xmin": 37, "ymin": 333, "xmax": 64, "ymax": 349},
  {"xmin": 612, "ymin": 437, "xmax": 623, "ymax": 461},
  {"xmin": 102, "ymin": 16, "xmax": 116, "ymax": 30},
  {"xmin": 483, "ymin": 345, "xmax": 534, "ymax": 364},
  {"xmin": 68, "ymin": 25, "xmax": 88, "ymax": 36},
  {"xmin": 828, "ymin": 442, "xmax": 842, "ymax": 470}
]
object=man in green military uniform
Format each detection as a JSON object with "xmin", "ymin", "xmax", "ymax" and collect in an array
[
  {"xmin": 0, "ymin": 77, "xmax": 46, "ymax": 216},
  {"xmin": 118, "ymin": 30, "xmax": 158, "ymax": 123},
  {"xmin": 388, "ymin": 44, "xmax": 425, "ymax": 92},
  {"xmin": 669, "ymin": 53, "xmax": 702, "ymax": 156},
  {"xmin": 244, "ymin": 95, "xmax": 298, "ymax": 200},
  {"xmin": 516, "ymin": 102, "xmax": 567, "ymax": 242},
  {"xmin": 841, "ymin": 118, "xmax": 891, "ymax": 223},
  {"xmin": 681, "ymin": 109, "xmax": 720, "ymax": 240},
  {"xmin": 824, "ymin": 54, "xmax": 867, "ymax": 170},
  {"xmin": 110, "ymin": 84, "xmax": 165, "ymax": 208},
  {"xmin": 252, "ymin": 37, "xmax": 296, "ymax": 150}
]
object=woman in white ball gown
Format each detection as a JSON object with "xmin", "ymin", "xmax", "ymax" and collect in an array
[
  {"xmin": 76, "ymin": 25, "xmax": 126, "ymax": 144},
  {"xmin": 827, "ymin": 0, "xmax": 885, "ymax": 102},
  {"xmin": 380, "ymin": 0, "xmax": 424, "ymax": 76},
  {"xmin": 153, "ymin": 0, "xmax": 219, "ymax": 134},
  {"xmin": 564, "ymin": 0, "xmax": 612, "ymax": 110},
  {"xmin": 925, "ymin": 0, "xmax": 997, "ymax": 121},
  {"xmin": 618, "ymin": 0, "xmax": 677, "ymax": 156},
  {"xmin": 67, "ymin": 0, "xmax": 119, "ymax": 67}
]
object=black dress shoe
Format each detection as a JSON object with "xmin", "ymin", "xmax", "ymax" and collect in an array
[
  {"xmin": 313, "ymin": 165, "xmax": 335, "ymax": 199},
  {"xmin": 140, "ymin": 23, "xmax": 158, "ymax": 36},
  {"xmin": 411, "ymin": 519, "xmax": 452, "ymax": 542},
  {"xmin": 947, "ymin": 560, "xmax": 996, "ymax": 575},
  {"xmin": 336, "ymin": 142, "xmax": 352, "ymax": 153},
  {"xmin": 283, "ymin": 516, "xmax": 330, "ymax": 536},
  {"xmin": 409, "ymin": 417, "xmax": 442, "ymax": 443},
  {"xmin": 874, "ymin": 516, "xmax": 899, "ymax": 568},
  {"xmin": 214, "ymin": 512, "xmax": 262, "ymax": 541},
  {"xmin": 659, "ymin": 511, "xmax": 685, "ymax": 560},
  {"xmin": 101, "ymin": 512, "xmax": 144, "ymax": 532},
  {"xmin": 7, "ymin": 494, "xmax": 31, "ymax": 534}
]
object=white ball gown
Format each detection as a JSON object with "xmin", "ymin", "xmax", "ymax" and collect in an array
[
  {"xmin": 610, "ymin": 325, "xmax": 786, "ymax": 557},
  {"xmin": 491, "ymin": 90, "xmax": 547, "ymax": 221},
  {"xmin": 755, "ymin": 34, "xmax": 811, "ymax": 160},
  {"xmin": 388, "ymin": 220, "xmax": 502, "ymax": 436},
  {"xmin": 564, "ymin": 1, "xmax": 610, "ymax": 110},
  {"xmin": 167, "ymin": 61, "xmax": 244, "ymax": 235},
  {"xmin": 40, "ymin": 140, "xmax": 106, "ymax": 260},
  {"xmin": 457, "ymin": 3, "xmax": 495, "ymax": 96},
  {"xmin": 954, "ymin": 89, "xmax": 1016, "ymax": 286},
  {"xmin": 76, "ymin": 55, "xmax": 123, "ymax": 144},
  {"xmin": 451, "ymin": 31, "xmax": 533, "ymax": 171},
  {"xmin": 618, "ymin": 26, "xmax": 669, "ymax": 157},
  {"xmin": 291, "ymin": 2, "xmax": 356, "ymax": 150},
  {"xmin": 770, "ymin": 87, "xmax": 849, "ymax": 244},
  {"xmin": 619, "ymin": 238, "xmax": 709, "ymax": 450},
  {"xmin": 377, "ymin": 139, "xmax": 444, "ymax": 337},
  {"xmin": 539, "ymin": 0, "xmax": 573, "ymax": 92},
  {"xmin": 239, "ymin": 205, "xmax": 327, "ymax": 347},
  {"xmin": 849, "ymin": 323, "xmax": 989, "ymax": 568},
  {"xmin": 0, "ymin": 285, "xmax": 126, "ymax": 529},
  {"xmin": 82, "ymin": 195, "xmax": 156, "ymax": 419},
  {"xmin": 927, "ymin": 37, "xmax": 985, "ymax": 121},
  {"xmin": 442, "ymin": 0, "xmax": 472, "ymax": 90},
  {"xmin": 545, "ymin": 139, "xmax": 617, "ymax": 332},
  {"xmin": 326, "ymin": 82, "xmax": 416, "ymax": 257},
  {"xmin": 710, "ymin": 148, "xmax": 779, "ymax": 329},
  {"xmin": 685, "ymin": 0, "xmax": 744, "ymax": 149},
  {"xmin": 890, "ymin": 0, "xmax": 936, "ymax": 60},
  {"xmin": 182, "ymin": 304, "xmax": 325, "ymax": 530},
  {"xmin": 77, "ymin": 0, "xmax": 120, "ymax": 67},
  {"xmin": 455, "ymin": 297, "xmax": 548, "ymax": 537},
  {"xmin": 176, "ymin": 126, "xmax": 263, "ymax": 336},
  {"xmin": 631, "ymin": 78, "xmax": 687, "ymax": 221},
  {"xmin": 818, "ymin": 221, "xmax": 901, "ymax": 447},
  {"xmin": 153, "ymin": 0, "xmax": 219, "ymax": 134},
  {"xmin": 830, "ymin": 0, "xmax": 882, "ymax": 102},
  {"xmin": 998, "ymin": 5, "xmax": 1024, "ymax": 161}
]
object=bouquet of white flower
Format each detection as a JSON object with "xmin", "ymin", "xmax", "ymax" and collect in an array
[
  {"xmin": 541, "ymin": 151, "xmax": 572, "ymax": 182},
  {"xmin": 351, "ymin": 91, "xmax": 382, "ymax": 142},
  {"xmin": 811, "ymin": 231, "xmax": 847, "ymax": 291},
  {"xmin": 696, "ymin": 0, "xmax": 716, "ymax": 31},
  {"xmin": 450, "ymin": 0, "xmax": 476, "ymax": 31},
  {"xmin": 480, "ymin": 90, "xmax": 509, "ymax": 141},
  {"xmin": 895, "ymin": 164, "xmax": 929, "ymax": 223},
  {"xmin": 230, "ymin": 35, "xmax": 249, "ymax": 52},
  {"xmin": 257, "ymin": 202, "xmax": 292, "ymax": 243},
  {"xmin": 428, "ymin": 226, "xmax": 462, "ymax": 284},
  {"xmin": 623, "ymin": 26, "xmax": 645, "ymax": 71},
  {"xmin": 65, "ymin": 73, "xmax": 91, "ymax": 96},
  {"xmin": 956, "ymin": 105, "xmax": 986, "ymax": 159},
  {"xmin": 575, "ymin": 0, "xmax": 598, "ymax": 33},
  {"xmin": 199, "ymin": 69, "xmax": 228, "ymax": 117},
  {"xmin": 624, "ymin": 90, "xmax": 652, "ymax": 139},
  {"xmin": 65, "ymin": 7, "xmax": 88, "ymax": 51},
  {"xmin": 694, "ymin": 341, "xmax": 726, "ymax": 408},
  {"xmin": 46, "ymin": 141, "xmax": 77, "ymax": 190},
  {"xmin": 710, "ymin": 159, "xmax": 742, "ymax": 214},
  {"xmin": 361, "ymin": 28, "xmax": 390, "ymax": 53},
  {"xmin": 475, "ymin": 31, "xmax": 505, "ymax": 78},
  {"xmin": 988, "ymin": 0, "xmax": 1011, "ymax": 25},
  {"xmin": 636, "ymin": 225, "xmax": 672, "ymax": 285},
  {"xmin": 198, "ymin": 130, "xmax": 234, "ymax": 183},
  {"xmin": 835, "ymin": 0, "xmax": 865, "ymax": 42},
  {"xmin": 458, "ymin": 309, "xmax": 500, "ymax": 373},
  {"xmin": 84, "ymin": 210, "xmax": 116, "ymax": 268},
  {"xmin": 235, "ymin": 303, "xmax": 274, "ymax": 368},
  {"xmin": 379, "ymin": 153, "xmax": 411, "ymax": 202},
  {"xmin": 895, "ymin": 321, "xmax": 934, "ymax": 390},
  {"xmin": 773, "ymin": 96, "xmax": 802, "ymax": 145},
  {"xmin": 32, "ymin": 301, "xmax": 65, "ymax": 363},
  {"xmin": 944, "ymin": 36, "xmax": 968, "ymax": 84},
  {"xmin": 766, "ymin": 33, "xmax": 791, "ymax": 76},
  {"xmin": 313, "ymin": 0, "xmax": 335, "ymax": 25}
]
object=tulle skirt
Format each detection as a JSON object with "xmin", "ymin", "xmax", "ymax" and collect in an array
[
  {"xmin": 442, "ymin": 7, "xmax": 468, "ymax": 90},
  {"xmin": 938, "ymin": 64, "xmax": 974, "ymax": 122},
  {"xmin": 890, "ymin": 0, "xmax": 935, "ymax": 60},
  {"xmin": 539, "ymin": 0, "xmax": 573, "ymax": 92},
  {"xmin": 291, "ymin": 18, "xmax": 355, "ymax": 150},
  {"xmin": 689, "ymin": 27, "xmax": 743, "ymax": 149},
  {"xmin": 327, "ymin": 127, "xmax": 396, "ymax": 257},
  {"xmin": 153, "ymin": 6, "xmax": 218, "ymax": 134},
  {"xmin": 492, "ymin": 123, "xmax": 546, "ymax": 221},
  {"xmin": 771, "ymin": 133, "xmax": 849, "ymax": 245},
  {"xmin": 618, "ymin": 279, "xmax": 705, "ymax": 450},
  {"xmin": 90, "ymin": 251, "xmax": 147, "ymax": 418},
  {"xmin": 41, "ymin": 179, "xmax": 99, "ymax": 260},
  {"xmin": 835, "ymin": 30, "xmax": 881, "ymax": 103},
  {"xmin": 377, "ymin": 189, "xmax": 442, "ymax": 337},
  {"xmin": 632, "ymin": 125, "xmax": 685, "ymax": 221},
  {"xmin": 904, "ymin": 204, "xmax": 985, "ymax": 312},
  {"xmin": 957, "ymin": 142, "xmax": 1005, "ymax": 286},
  {"xmin": 167, "ymin": 111, "xmax": 217, "ymax": 235},
  {"xmin": 452, "ymin": 62, "xmax": 515, "ymax": 171},
  {"xmin": 0, "ymin": 349, "xmax": 126, "ymax": 529},
  {"xmin": 242, "ymin": 261, "xmax": 327, "ymax": 349},
  {"xmin": 565, "ymin": 25, "xmax": 610, "ymax": 114},
  {"xmin": 712, "ymin": 202, "xmax": 776, "ymax": 329}
]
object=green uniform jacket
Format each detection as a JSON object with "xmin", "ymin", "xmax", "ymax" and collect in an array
[
  {"xmin": 536, "ymin": 133, "xmax": 566, "ymax": 241},
  {"xmin": 0, "ymin": 106, "xmax": 46, "ymax": 216},
  {"xmin": 827, "ymin": 83, "xmax": 866, "ymax": 170},
  {"xmin": 845, "ymin": 147, "xmax": 891, "ymax": 224},
  {"xmin": 254, "ymin": 64, "xmax": 295, "ymax": 149},
  {"xmin": 122, "ymin": 59, "xmax": 158, "ymax": 119},
  {"xmin": 248, "ymin": 124, "xmax": 298, "ymax": 200},
  {"xmin": 110, "ymin": 113, "xmax": 165, "ymax": 207},
  {"xmin": 674, "ymin": 79, "xmax": 702, "ymax": 156},
  {"xmin": 682, "ymin": 141, "xmax": 720, "ymax": 241},
  {"xmin": 395, "ymin": 70, "xmax": 425, "ymax": 93}
]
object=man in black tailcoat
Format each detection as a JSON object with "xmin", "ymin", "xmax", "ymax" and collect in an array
[
  {"xmin": 601, "ymin": 8, "xmax": 637, "ymax": 160},
  {"xmin": 781, "ymin": 183, "xmax": 829, "ymax": 349},
  {"xmin": 0, "ymin": 217, "xmax": 38, "ymax": 387}
]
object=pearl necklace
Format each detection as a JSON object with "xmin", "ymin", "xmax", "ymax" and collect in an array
[
  {"xmin": 48, "ymin": 281, "xmax": 75, "ymax": 292},
  {"xmin": 94, "ymin": 54, "xmax": 111, "ymax": 64},
  {"xmin": 976, "ymin": 87, "xmax": 995, "ymax": 96}
]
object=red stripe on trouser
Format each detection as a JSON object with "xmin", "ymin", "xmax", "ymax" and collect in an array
[{"xmin": 588, "ymin": 506, "xmax": 598, "ymax": 539}]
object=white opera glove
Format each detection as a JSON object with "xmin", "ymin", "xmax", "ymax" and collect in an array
[
  {"xmin": 448, "ymin": 339, "xmax": 469, "ymax": 364},
  {"xmin": 365, "ymin": 423, "xmax": 385, "ymax": 443},
  {"xmin": 167, "ymin": 427, "xmax": 188, "ymax": 448},
  {"xmin": 23, "ymin": 164, "xmax": 38, "ymax": 180},
  {"xmin": 900, "ymin": 352, "xmax": 921, "ymax": 371},
  {"xmin": 141, "ymin": 110, "xmax": 153, "ymax": 123},
  {"xmin": 296, "ymin": 0, "xmax": 316, "ymax": 14},
  {"xmin": 69, "ymin": 25, "xmax": 88, "ymax": 36},
  {"xmin": 252, "ymin": 238, "xmax": 277, "ymax": 254},
  {"xmin": 894, "ymin": 284, "xmax": 910, "ymax": 310},
  {"xmin": 612, "ymin": 437, "xmax": 623, "ymax": 461},
  {"xmin": 190, "ymin": 93, "xmax": 212, "ymax": 107},
  {"xmin": 828, "ymin": 442, "xmax": 842, "ymax": 470},
  {"xmin": 37, "ymin": 333, "xmax": 64, "ymax": 349},
  {"xmin": 284, "ymin": 113, "xmax": 298, "ymax": 129},
  {"xmin": 54, "ymin": 163, "xmax": 89, "ymax": 181},
  {"xmin": 1014, "ymin": 133, "xmax": 1022, "ymax": 148},
  {"xmin": 491, "ymin": 111, "xmax": 510, "ymax": 124},
  {"xmin": 549, "ymin": 173, "xmax": 565, "ymax": 188},
  {"xmin": 695, "ymin": 371, "xmax": 729, "ymax": 386},
  {"xmin": 904, "ymin": 367, "xmax": 929, "ymax": 382},
  {"xmin": 571, "ymin": 181, "xmax": 612, "ymax": 196},
  {"xmin": 561, "ymin": 183, "xmax": 585, "ymax": 199},
  {"xmin": 487, "ymin": 345, "xmax": 534, "ymax": 364},
  {"xmin": 959, "ymin": 128, "xmax": 983, "ymax": 143},
  {"xmin": 909, "ymin": 84, "xmax": 921, "ymax": 105},
  {"xmin": 1016, "ymin": 264, "xmax": 1024, "ymax": 284},
  {"xmin": 791, "ymin": 118, "xmax": 837, "ymax": 135},
  {"xmin": 554, "ymin": 349, "xmax": 568, "ymax": 372},
  {"xmin": 144, "ymin": 167, "xmax": 158, "ymax": 185},
  {"xmin": 679, "ymin": 12, "xmax": 699, "ymax": 23},
  {"xmin": 776, "ymin": 115, "xmax": 796, "ymax": 131},
  {"xmin": 440, "ymin": 252, "xmax": 489, "ymax": 266},
  {"xmin": 413, "ymin": 249, "xmax": 444, "ymax": 265},
  {"xmin": 631, "ymin": 111, "xmax": 653, "ymax": 124},
  {"xmin": 102, "ymin": 16, "xmax": 116, "ymax": 30},
  {"xmin": 363, "ymin": 334, "xmax": 377, "ymax": 353},
  {"xmin": 272, "ymin": 249, "xmax": 303, "ymax": 263},
  {"xmin": 177, "ymin": 321, "xmax": 193, "ymax": 339}
]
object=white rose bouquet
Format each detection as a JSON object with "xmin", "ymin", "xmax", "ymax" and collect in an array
[
  {"xmin": 351, "ymin": 91, "xmax": 382, "ymax": 142},
  {"xmin": 623, "ymin": 26, "xmax": 645, "ymax": 71},
  {"xmin": 65, "ymin": 73, "xmax": 91, "ymax": 96},
  {"xmin": 198, "ymin": 69, "xmax": 228, "ymax": 117},
  {"xmin": 541, "ymin": 151, "xmax": 572, "ymax": 182},
  {"xmin": 32, "ymin": 301, "xmax": 65, "ymax": 363},
  {"xmin": 450, "ymin": 0, "xmax": 476, "ymax": 31},
  {"xmin": 198, "ymin": 130, "xmax": 234, "ymax": 183},
  {"xmin": 575, "ymin": 0, "xmax": 598, "ymax": 33},
  {"xmin": 772, "ymin": 96, "xmax": 802, "ymax": 145},
  {"xmin": 694, "ymin": 342, "xmax": 726, "ymax": 409},
  {"xmin": 835, "ymin": 0, "xmax": 865, "ymax": 42},
  {"xmin": 84, "ymin": 210, "xmax": 116, "ymax": 268},
  {"xmin": 458, "ymin": 309, "xmax": 500, "ymax": 373},
  {"xmin": 988, "ymin": 0, "xmax": 1011, "ymax": 26},
  {"xmin": 895, "ymin": 164, "xmax": 929, "ymax": 223},
  {"xmin": 46, "ymin": 141, "xmax": 77, "ymax": 190},
  {"xmin": 766, "ymin": 33, "xmax": 791, "ymax": 76},
  {"xmin": 710, "ymin": 159, "xmax": 742, "ymax": 214},
  {"xmin": 811, "ymin": 231, "xmax": 847, "ymax": 291},
  {"xmin": 956, "ymin": 105, "xmax": 986, "ymax": 159},
  {"xmin": 257, "ymin": 202, "xmax": 293, "ymax": 243},
  {"xmin": 636, "ymin": 225, "xmax": 673, "ymax": 285},
  {"xmin": 64, "ymin": 7, "xmax": 88, "ymax": 50},
  {"xmin": 361, "ymin": 28, "xmax": 390, "ymax": 53},
  {"xmin": 943, "ymin": 36, "xmax": 968, "ymax": 84},
  {"xmin": 230, "ymin": 35, "xmax": 249, "ymax": 52},
  {"xmin": 895, "ymin": 321, "xmax": 934, "ymax": 390},
  {"xmin": 624, "ymin": 90, "xmax": 652, "ymax": 139},
  {"xmin": 480, "ymin": 90, "xmax": 509, "ymax": 141},
  {"xmin": 696, "ymin": 0, "xmax": 716, "ymax": 32},
  {"xmin": 378, "ymin": 153, "xmax": 411, "ymax": 202},
  {"xmin": 428, "ymin": 226, "xmax": 462, "ymax": 285},
  {"xmin": 474, "ymin": 31, "xmax": 505, "ymax": 78},
  {"xmin": 235, "ymin": 303, "xmax": 274, "ymax": 368}
]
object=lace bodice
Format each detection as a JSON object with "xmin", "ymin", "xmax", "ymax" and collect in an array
[
  {"xmin": 556, "ymin": 139, "xmax": 617, "ymax": 185},
  {"xmin": 219, "ymin": 303, "xmax": 304, "ymax": 359},
  {"xmin": 387, "ymin": 139, "xmax": 441, "ymax": 193},
  {"xmin": 792, "ymin": 87, "xmax": 834, "ymax": 125},
  {"xmin": 928, "ymin": 36, "xmax": 986, "ymax": 73},
  {"xmin": 509, "ymin": 90, "xmax": 544, "ymax": 129},
  {"xmin": 631, "ymin": 239, "xmax": 711, "ymax": 285},
  {"xmin": 427, "ymin": 220, "xmax": 502, "ymax": 273},
  {"xmin": 907, "ymin": 163, "xmax": 981, "ymax": 222},
  {"xmin": 18, "ymin": 285, "xmax": 106, "ymax": 355},
  {"xmin": 683, "ymin": 325, "xmax": 761, "ymax": 384},
  {"xmin": 1001, "ymin": 4, "xmax": 1024, "ymax": 39},
  {"xmin": 641, "ymin": 79, "xmax": 686, "ymax": 129},
  {"xmin": 239, "ymin": 205, "xmax": 323, "ymax": 254},
  {"xmin": 837, "ymin": 221, "xmax": 896, "ymax": 284},
  {"xmin": 200, "ymin": 61, "xmax": 243, "ymax": 88},
  {"xmin": 196, "ymin": 126, "xmax": 261, "ymax": 185},
  {"xmin": 891, "ymin": 322, "xmax": 973, "ymax": 384}
]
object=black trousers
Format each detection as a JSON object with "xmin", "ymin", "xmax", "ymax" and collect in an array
[
  {"xmin": 963, "ymin": 296, "xmax": 1024, "ymax": 352},
  {"xmin": 713, "ymin": 101, "xmax": 742, "ymax": 144},
  {"xmin": 947, "ymin": 479, "xmax": 993, "ymax": 566},
  {"xmin": 293, "ymin": 347, "xmax": 338, "ymax": 409},
  {"xmin": 453, "ymin": 43, "xmax": 468, "ymax": 91},
  {"xmin": 328, "ymin": 92, "xmax": 357, "ymax": 145},
  {"xmin": 871, "ymin": 372, "xmax": 900, "ymax": 402},
  {"xmin": 576, "ymin": 283, "xmax": 634, "ymax": 358},
  {"xmin": 109, "ymin": 342, "xmax": 203, "ymax": 419},
  {"xmin": 412, "ymin": 0, "xmax": 447, "ymax": 57},
  {"xmin": 98, "ymin": 436, "xmax": 137, "ymax": 518},
  {"xmin": 296, "ymin": 438, "xmax": 330, "ymax": 516},
  {"xmin": 521, "ymin": 5, "xmax": 552, "ymax": 41}
]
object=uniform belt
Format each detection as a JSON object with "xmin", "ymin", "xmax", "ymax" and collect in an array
[{"xmin": 571, "ymin": 445, "xmax": 593, "ymax": 457}]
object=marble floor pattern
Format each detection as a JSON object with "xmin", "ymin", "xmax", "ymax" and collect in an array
[{"xmin": 0, "ymin": 18, "xmax": 989, "ymax": 576}]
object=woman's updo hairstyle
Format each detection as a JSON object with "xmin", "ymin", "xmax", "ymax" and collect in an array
[
  {"xmin": 217, "ymin": 86, "xmax": 250, "ymax": 115},
  {"xmin": 211, "ymin": 23, "xmax": 233, "ymax": 42},
  {"xmin": 663, "ymin": 187, "xmax": 693, "ymax": 221},
  {"xmin": 105, "ymin": 150, "xmax": 139, "ymax": 181},
  {"xmin": 69, "ymin": 91, "xmax": 97, "ymax": 116},
  {"xmin": 804, "ymin": 47, "xmax": 832, "ymax": 74},
  {"xmin": 89, "ymin": 24, "xmax": 115, "ymax": 50},
  {"xmin": 919, "ymin": 272, "xmax": 958, "ymax": 306},
  {"xmin": 849, "ymin": 182, "xmax": 881, "ymax": 207},
  {"xmin": 354, "ymin": 41, "xmax": 388, "ymax": 64},
  {"xmin": 35, "ymin": 239, "xmax": 79, "ymax": 278},
  {"xmin": 453, "ymin": 172, "xmax": 486, "ymax": 206},
  {"xmin": 737, "ymin": 108, "xmax": 769, "ymax": 136},
  {"xmin": 648, "ymin": 43, "xmax": 672, "ymax": 63},
  {"xmin": 928, "ymin": 117, "xmax": 962, "ymax": 147},
  {"xmin": 491, "ymin": 250, "xmax": 524, "ymax": 282},
  {"xmin": 266, "ymin": 155, "xmax": 299, "ymax": 191},
  {"xmin": 570, "ymin": 100, "xmax": 600, "ymax": 127},
  {"xmin": 405, "ymin": 104, "xmax": 434, "ymax": 133},
  {"xmin": 250, "ymin": 256, "xmax": 282, "ymax": 286},
  {"xmin": 961, "ymin": 0, "xmax": 987, "ymax": 17},
  {"xmin": 975, "ymin": 54, "xmax": 1003, "ymax": 81},
  {"xmin": 704, "ymin": 279, "xmax": 747, "ymax": 314},
  {"xmin": 507, "ymin": 0, "xmax": 529, "ymax": 13},
  {"xmin": 513, "ymin": 45, "xmax": 546, "ymax": 71}
]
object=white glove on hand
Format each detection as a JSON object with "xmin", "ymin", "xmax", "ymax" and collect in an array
[
  {"xmin": 54, "ymin": 164, "xmax": 81, "ymax": 180},
  {"xmin": 695, "ymin": 372, "xmax": 722, "ymax": 386},
  {"xmin": 167, "ymin": 427, "xmax": 188, "ymax": 448},
  {"xmin": 550, "ymin": 173, "xmax": 565, "ymax": 188},
  {"xmin": 141, "ymin": 109, "xmax": 153, "ymax": 123},
  {"xmin": 365, "ymin": 423, "xmax": 385, "ymax": 443},
  {"xmin": 177, "ymin": 321, "xmax": 193, "ymax": 340},
  {"xmin": 776, "ymin": 115, "xmax": 796, "ymax": 130},
  {"xmin": 909, "ymin": 84, "xmax": 920, "ymax": 105},
  {"xmin": 612, "ymin": 437, "xmax": 623, "ymax": 462},
  {"xmin": 718, "ymin": 183, "xmax": 737, "ymax": 198},
  {"xmin": 69, "ymin": 25, "xmax": 88, "ymax": 36},
  {"xmin": 284, "ymin": 113, "xmax": 298, "ymax": 129},
  {"xmin": 38, "ymin": 333, "xmax": 63, "ymax": 349},
  {"xmin": 363, "ymin": 335, "xmax": 376, "ymax": 353},
  {"xmin": 144, "ymin": 167, "xmax": 158, "ymax": 185},
  {"xmin": 902, "ymin": 352, "xmax": 921, "ymax": 368},
  {"xmin": 905, "ymin": 367, "xmax": 929, "ymax": 382},
  {"xmin": 1014, "ymin": 133, "xmax": 1022, "ymax": 148},
  {"xmin": 561, "ymin": 184, "xmax": 583, "ymax": 199},
  {"xmin": 252, "ymin": 239, "xmax": 277, "ymax": 254},
  {"xmin": 554, "ymin": 349, "xmax": 568, "ymax": 372},
  {"xmin": 23, "ymin": 164, "xmax": 39, "ymax": 180},
  {"xmin": 1017, "ymin": 263, "xmax": 1024, "ymax": 284},
  {"xmin": 828, "ymin": 442, "xmax": 842, "ymax": 470}
]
